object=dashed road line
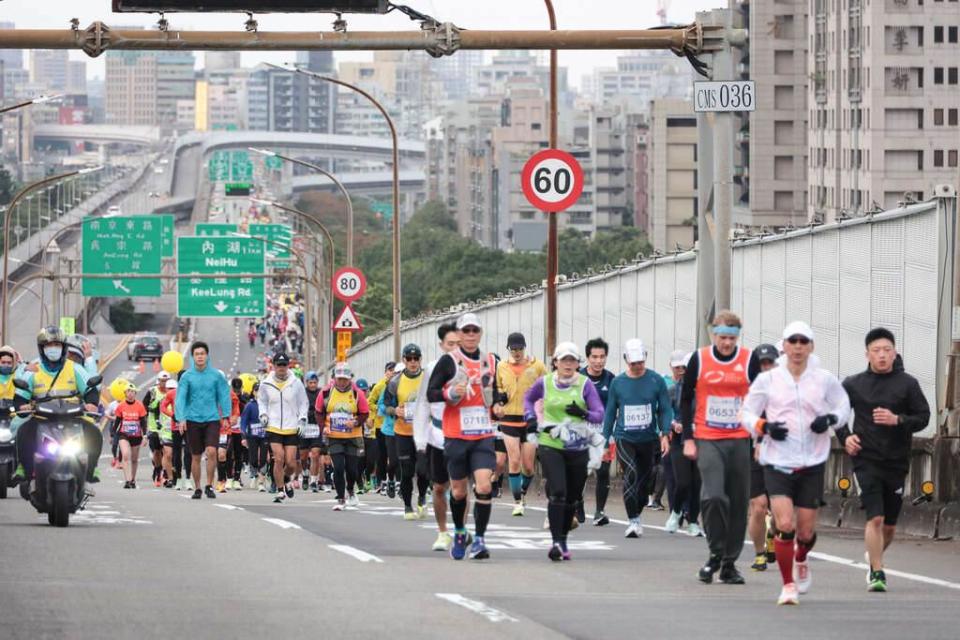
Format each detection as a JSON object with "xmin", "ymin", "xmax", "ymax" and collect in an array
[
  {"xmin": 328, "ymin": 544, "xmax": 384, "ymax": 563},
  {"xmin": 435, "ymin": 593, "xmax": 518, "ymax": 623}
]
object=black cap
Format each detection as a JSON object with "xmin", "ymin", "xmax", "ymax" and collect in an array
[
  {"xmin": 402, "ymin": 343, "xmax": 422, "ymax": 359},
  {"xmin": 507, "ymin": 332, "xmax": 526, "ymax": 349},
  {"xmin": 385, "ymin": 361, "xmax": 397, "ymax": 371},
  {"xmin": 755, "ymin": 344, "xmax": 779, "ymax": 363},
  {"xmin": 273, "ymin": 352, "xmax": 290, "ymax": 366}
]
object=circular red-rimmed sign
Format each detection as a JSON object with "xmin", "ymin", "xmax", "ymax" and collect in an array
[
  {"xmin": 521, "ymin": 149, "xmax": 585, "ymax": 213},
  {"xmin": 332, "ymin": 266, "xmax": 367, "ymax": 303}
]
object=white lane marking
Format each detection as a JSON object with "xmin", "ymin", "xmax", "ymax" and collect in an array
[
  {"xmin": 328, "ymin": 544, "xmax": 384, "ymax": 563},
  {"xmin": 262, "ymin": 517, "xmax": 302, "ymax": 530},
  {"xmin": 213, "ymin": 503, "xmax": 244, "ymax": 511},
  {"xmin": 435, "ymin": 593, "xmax": 518, "ymax": 623}
]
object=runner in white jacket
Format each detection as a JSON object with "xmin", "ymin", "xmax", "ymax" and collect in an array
[{"xmin": 740, "ymin": 321, "xmax": 850, "ymax": 606}]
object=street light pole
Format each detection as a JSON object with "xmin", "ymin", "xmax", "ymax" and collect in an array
[{"xmin": 248, "ymin": 147, "xmax": 356, "ymax": 266}]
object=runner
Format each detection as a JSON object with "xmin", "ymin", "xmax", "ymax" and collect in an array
[
  {"xmin": 742, "ymin": 321, "xmax": 851, "ymax": 605},
  {"xmin": 356, "ymin": 378, "xmax": 375, "ymax": 492},
  {"xmin": 747, "ymin": 343, "xmax": 780, "ymax": 570},
  {"xmin": 680, "ymin": 311, "xmax": 762, "ymax": 584},
  {"xmin": 493, "ymin": 332, "xmax": 547, "ymax": 517},
  {"xmin": 378, "ymin": 363, "xmax": 404, "ymax": 498},
  {"xmin": 161, "ymin": 374, "xmax": 189, "ymax": 490},
  {"xmin": 414, "ymin": 322, "xmax": 460, "ymax": 551},
  {"xmin": 114, "ymin": 384, "xmax": 148, "ymax": 489},
  {"xmin": 384, "ymin": 344, "xmax": 430, "ymax": 520},
  {"xmin": 175, "ymin": 341, "xmax": 233, "ymax": 500},
  {"xmin": 836, "ymin": 327, "xmax": 931, "ymax": 592},
  {"xmin": 580, "ymin": 338, "xmax": 616, "ymax": 526},
  {"xmin": 240, "ymin": 382, "xmax": 267, "ymax": 490},
  {"xmin": 367, "ymin": 362, "xmax": 398, "ymax": 495},
  {"xmin": 664, "ymin": 350, "xmax": 703, "ymax": 536},
  {"xmin": 258, "ymin": 353, "xmax": 309, "ymax": 503},
  {"xmin": 317, "ymin": 363, "xmax": 370, "ymax": 510},
  {"xmin": 524, "ymin": 342, "xmax": 605, "ymax": 560},
  {"xmin": 301, "ymin": 371, "xmax": 325, "ymax": 493},
  {"xmin": 603, "ymin": 339, "xmax": 672, "ymax": 538},
  {"xmin": 426, "ymin": 312, "xmax": 500, "ymax": 561},
  {"xmin": 223, "ymin": 378, "xmax": 246, "ymax": 490},
  {"xmin": 158, "ymin": 378, "xmax": 177, "ymax": 488},
  {"xmin": 143, "ymin": 372, "xmax": 169, "ymax": 487}
]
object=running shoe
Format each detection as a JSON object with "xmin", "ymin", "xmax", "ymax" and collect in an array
[
  {"xmin": 154, "ymin": 477, "xmax": 162, "ymax": 488},
  {"xmin": 570, "ymin": 516, "xmax": 579, "ymax": 531},
  {"xmin": 347, "ymin": 494, "xmax": 360, "ymax": 507},
  {"xmin": 469, "ymin": 536, "xmax": 489, "ymax": 560},
  {"xmin": 310, "ymin": 482, "xmax": 319, "ymax": 493},
  {"xmin": 686, "ymin": 522, "xmax": 703, "ymax": 537},
  {"xmin": 867, "ymin": 570, "xmax": 887, "ymax": 592},
  {"xmin": 560, "ymin": 540, "xmax": 572, "ymax": 561},
  {"xmin": 751, "ymin": 554, "xmax": 768, "ymax": 571},
  {"xmin": 89, "ymin": 468, "xmax": 101, "ymax": 484},
  {"xmin": 258, "ymin": 481, "xmax": 266, "ymax": 492},
  {"xmin": 302, "ymin": 474, "xmax": 310, "ymax": 490},
  {"xmin": 432, "ymin": 531, "xmax": 452, "ymax": 552},
  {"xmin": 130, "ymin": 481, "xmax": 137, "ymax": 489},
  {"xmin": 123, "ymin": 481, "xmax": 133, "ymax": 489},
  {"xmin": 192, "ymin": 488, "xmax": 202, "ymax": 500},
  {"xmin": 163, "ymin": 480, "xmax": 174, "ymax": 489},
  {"xmin": 293, "ymin": 478, "xmax": 301, "ymax": 490},
  {"xmin": 273, "ymin": 493, "xmax": 285, "ymax": 504},
  {"xmin": 387, "ymin": 480, "xmax": 396, "ymax": 499},
  {"xmin": 624, "ymin": 521, "xmax": 643, "ymax": 538},
  {"xmin": 176, "ymin": 478, "xmax": 185, "ymax": 490},
  {"xmin": 719, "ymin": 563, "xmax": 745, "ymax": 585},
  {"xmin": 451, "ymin": 531, "xmax": 468, "ymax": 560},
  {"xmin": 512, "ymin": 501, "xmax": 524, "ymax": 517},
  {"xmin": 284, "ymin": 484, "xmax": 294, "ymax": 499},
  {"xmin": 217, "ymin": 480, "xmax": 227, "ymax": 493},
  {"xmin": 777, "ymin": 583, "xmax": 799, "ymax": 605},
  {"xmin": 794, "ymin": 560, "xmax": 811, "ymax": 594},
  {"xmin": 332, "ymin": 500, "xmax": 345, "ymax": 511},
  {"xmin": 665, "ymin": 511, "xmax": 682, "ymax": 533},
  {"xmin": 548, "ymin": 543, "xmax": 563, "ymax": 562},
  {"xmin": 205, "ymin": 485, "xmax": 217, "ymax": 499},
  {"xmin": 249, "ymin": 476, "xmax": 258, "ymax": 489},
  {"xmin": 698, "ymin": 555, "xmax": 722, "ymax": 583},
  {"xmin": 593, "ymin": 512, "xmax": 610, "ymax": 527},
  {"xmin": 417, "ymin": 503, "xmax": 426, "ymax": 519},
  {"xmin": 323, "ymin": 484, "xmax": 333, "ymax": 493},
  {"xmin": 403, "ymin": 507, "xmax": 418, "ymax": 521}
]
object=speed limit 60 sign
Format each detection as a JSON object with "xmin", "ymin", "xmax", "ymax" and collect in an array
[
  {"xmin": 332, "ymin": 266, "xmax": 367, "ymax": 303},
  {"xmin": 521, "ymin": 149, "xmax": 584, "ymax": 213}
]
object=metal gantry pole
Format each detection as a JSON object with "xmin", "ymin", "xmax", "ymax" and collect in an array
[{"xmin": 544, "ymin": 0, "xmax": 559, "ymax": 357}]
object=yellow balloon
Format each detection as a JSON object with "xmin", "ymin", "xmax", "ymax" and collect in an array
[
  {"xmin": 110, "ymin": 378, "xmax": 129, "ymax": 402},
  {"xmin": 240, "ymin": 373, "xmax": 258, "ymax": 395},
  {"xmin": 161, "ymin": 350, "xmax": 185, "ymax": 374}
]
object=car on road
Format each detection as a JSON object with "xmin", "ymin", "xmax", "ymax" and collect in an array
[
  {"xmin": 127, "ymin": 332, "xmax": 159, "ymax": 361},
  {"xmin": 130, "ymin": 335, "xmax": 164, "ymax": 362}
]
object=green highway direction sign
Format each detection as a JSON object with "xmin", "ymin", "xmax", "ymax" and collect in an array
[
  {"xmin": 82, "ymin": 216, "xmax": 163, "ymax": 296},
  {"xmin": 370, "ymin": 201, "xmax": 394, "ymax": 221},
  {"xmin": 248, "ymin": 223, "xmax": 293, "ymax": 261},
  {"xmin": 160, "ymin": 214, "xmax": 175, "ymax": 258},
  {"xmin": 195, "ymin": 222, "xmax": 239, "ymax": 237},
  {"xmin": 177, "ymin": 236, "xmax": 265, "ymax": 318}
]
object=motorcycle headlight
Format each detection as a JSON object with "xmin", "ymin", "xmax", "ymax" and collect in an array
[
  {"xmin": 43, "ymin": 437, "xmax": 60, "ymax": 456},
  {"xmin": 0, "ymin": 428, "xmax": 11, "ymax": 443},
  {"xmin": 61, "ymin": 438, "xmax": 82, "ymax": 457}
]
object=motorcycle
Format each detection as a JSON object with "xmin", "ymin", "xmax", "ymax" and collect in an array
[
  {"xmin": 0, "ymin": 408, "xmax": 14, "ymax": 499},
  {"xmin": 15, "ymin": 376, "xmax": 102, "ymax": 527}
]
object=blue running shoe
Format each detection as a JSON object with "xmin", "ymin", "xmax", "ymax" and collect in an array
[
  {"xmin": 469, "ymin": 536, "xmax": 489, "ymax": 560},
  {"xmin": 451, "ymin": 531, "xmax": 468, "ymax": 561}
]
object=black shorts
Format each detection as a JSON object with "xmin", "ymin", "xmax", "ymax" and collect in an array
[
  {"xmin": 266, "ymin": 432, "xmax": 300, "ymax": 447},
  {"xmin": 186, "ymin": 421, "xmax": 221, "ymax": 455},
  {"xmin": 328, "ymin": 439, "xmax": 362, "ymax": 457},
  {"xmin": 500, "ymin": 425, "xmax": 528, "ymax": 440},
  {"xmin": 147, "ymin": 432, "xmax": 162, "ymax": 452},
  {"xmin": 763, "ymin": 463, "xmax": 825, "ymax": 510},
  {"xmin": 495, "ymin": 437, "xmax": 506, "ymax": 453},
  {"xmin": 396, "ymin": 434, "xmax": 416, "ymax": 460},
  {"xmin": 426, "ymin": 444, "xmax": 449, "ymax": 485},
  {"xmin": 750, "ymin": 457, "xmax": 767, "ymax": 500},
  {"xmin": 299, "ymin": 437, "xmax": 324, "ymax": 451},
  {"xmin": 444, "ymin": 437, "xmax": 496, "ymax": 481},
  {"xmin": 120, "ymin": 434, "xmax": 144, "ymax": 448},
  {"xmin": 855, "ymin": 462, "xmax": 906, "ymax": 526}
]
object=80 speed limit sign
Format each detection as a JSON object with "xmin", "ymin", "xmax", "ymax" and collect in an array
[
  {"xmin": 332, "ymin": 266, "xmax": 367, "ymax": 303},
  {"xmin": 521, "ymin": 149, "xmax": 585, "ymax": 213}
]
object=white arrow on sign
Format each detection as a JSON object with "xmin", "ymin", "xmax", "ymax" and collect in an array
[
  {"xmin": 214, "ymin": 301, "xmax": 229, "ymax": 313},
  {"xmin": 333, "ymin": 305, "xmax": 363, "ymax": 332},
  {"xmin": 112, "ymin": 280, "xmax": 131, "ymax": 294}
]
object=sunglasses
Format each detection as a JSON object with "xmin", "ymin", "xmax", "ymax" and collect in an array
[
  {"xmin": 786, "ymin": 336, "xmax": 811, "ymax": 345},
  {"xmin": 404, "ymin": 356, "xmax": 421, "ymax": 361},
  {"xmin": 461, "ymin": 327, "xmax": 481, "ymax": 334}
]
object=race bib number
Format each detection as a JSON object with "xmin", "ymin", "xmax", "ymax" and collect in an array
[
  {"xmin": 330, "ymin": 412, "xmax": 353, "ymax": 433},
  {"xmin": 404, "ymin": 401, "xmax": 417, "ymax": 420},
  {"xmin": 302, "ymin": 423, "xmax": 321, "ymax": 439},
  {"xmin": 219, "ymin": 433, "xmax": 228, "ymax": 445},
  {"xmin": 460, "ymin": 405, "xmax": 494, "ymax": 436},
  {"xmin": 121, "ymin": 420, "xmax": 141, "ymax": 436},
  {"xmin": 250, "ymin": 422, "xmax": 265, "ymax": 438},
  {"xmin": 706, "ymin": 396, "xmax": 742, "ymax": 429},
  {"xmin": 623, "ymin": 404, "xmax": 653, "ymax": 431}
]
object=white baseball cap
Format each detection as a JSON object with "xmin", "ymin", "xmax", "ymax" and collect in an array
[
  {"xmin": 782, "ymin": 321, "xmax": 815, "ymax": 342},
  {"xmin": 456, "ymin": 313, "xmax": 482, "ymax": 330},
  {"xmin": 669, "ymin": 350, "xmax": 688, "ymax": 368},
  {"xmin": 166, "ymin": 379, "xmax": 178, "ymax": 390},
  {"xmin": 552, "ymin": 341, "xmax": 581, "ymax": 362},
  {"xmin": 334, "ymin": 363, "xmax": 354, "ymax": 379},
  {"xmin": 623, "ymin": 338, "xmax": 647, "ymax": 363},
  {"xmin": 158, "ymin": 371, "xmax": 171, "ymax": 381}
]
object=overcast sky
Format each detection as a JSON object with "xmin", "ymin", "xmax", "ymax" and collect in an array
[{"xmin": 1, "ymin": 0, "xmax": 720, "ymax": 84}]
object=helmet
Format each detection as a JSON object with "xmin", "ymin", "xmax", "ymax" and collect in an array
[
  {"xmin": 356, "ymin": 378, "xmax": 370, "ymax": 391},
  {"xmin": 402, "ymin": 343, "xmax": 422, "ymax": 359},
  {"xmin": 37, "ymin": 325, "xmax": 67, "ymax": 369},
  {"xmin": 65, "ymin": 333, "xmax": 85, "ymax": 362},
  {"xmin": 125, "ymin": 382, "xmax": 138, "ymax": 394}
]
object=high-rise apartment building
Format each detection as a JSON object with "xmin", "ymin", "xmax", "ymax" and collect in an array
[
  {"xmin": 105, "ymin": 49, "xmax": 195, "ymax": 129},
  {"xmin": 809, "ymin": 0, "xmax": 960, "ymax": 220},
  {"xmin": 646, "ymin": 98, "xmax": 698, "ymax": 252},
  {"xmin": 29, "ymin": 50, "xmax": 69, "ymax": 93},
  {"xmin": 0, "ymin": 22, "xmax": 22, "ymax": 78},
  {"xmin": 586, "ymin": 52, "xmax": 691, "ymax": 112},
  {"xmin": 246, "ymin": 64, "xmax": 336, "ymax": 134},
  {"xmin": 66, "ymin": 60, "xmax": 87, "ymax": 95}
]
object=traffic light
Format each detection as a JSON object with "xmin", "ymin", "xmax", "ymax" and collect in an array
[{"xmin": 113, "ymin": 1, "xmax": 388, "ymax": 12}]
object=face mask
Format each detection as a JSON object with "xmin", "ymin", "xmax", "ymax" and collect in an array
[
  {"xmin": 43, "ymin": 346, "xmax": 63, "ymax": 362},
  {"xmin": 0, "ymin": 365, "xmax": 13, "ymax": 376}
]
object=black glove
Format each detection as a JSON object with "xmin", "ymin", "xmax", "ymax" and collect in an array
[
  {"xmin": 810, "ymin": 414, "xmax": 838, "ymax": 434},
  {"xmin": 525, "ymin": 417, "xmax": 538, "ymax": 434},
  {"xmin": 764, "ymin": 421, "xmax": 789, "ymax": 441},
  {"xmin": 564, "ymin": 402, "xmax": 588, "ymax": 420}
]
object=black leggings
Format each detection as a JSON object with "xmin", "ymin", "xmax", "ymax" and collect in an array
[
  {"xmin": 246, "ymin": 436, "xmax": 268, "ymax": 474},
  {"xmin": 396, "ymin": 434, "xmax": 429, "ymax": 509},
  {"xmin": 331, "ymin": 451, "xmax": 359, "ymax": 500},
  {"xmin": 539, "ymin": 446, "xmax": 589, "ymax": 544},
  {"xmin": 595, "ymin": 460, "xmax": 611, "ymax": 513},
  {"xmin": 171, "ymin": 430, "xmax": 190, "ymax": 479},
  {"xmin": 383, "ymin": 434, "xmax": 398, "ymax": 483},
  {"xmin": 16, "ymin": 419, "xmax": 103, "ymax": 482},
  {"xmin": 374, "ymin": 430, "xmax": 390, "ymax": 482},
  {"xmin": 226, "ymin": 433, "xmax": 245, "ymax": 480},
  {"xmin": 670, "ymin": 443, "xmax": 702, "ymax": 522},
  {"xmin": 616, "ymin": 439, "xmax": 657, "ymax": 520},
  {"xmin": 363, "ymin": 436, "xmax": 378, "ymax": 481}
]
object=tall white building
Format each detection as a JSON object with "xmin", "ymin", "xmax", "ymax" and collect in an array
[
  {"xmin": 585, "ymin": 52, "xmax": 692, "ymax": 112},
  {"xmin": 29, "ymin": 50, "xmax": 69, "ymax": 93},
  {"xmin": 646, "ymin": 98, "xmax": 697, "ymax": 252}
]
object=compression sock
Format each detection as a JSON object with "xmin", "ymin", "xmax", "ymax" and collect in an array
[
  {"xmin": 217, "ymin": 461, "xmax": 227, "ymax": 481},
  {"xmin": 521, "ymin": 473, "xmax": 534, "ymax": 496},
  {"xmin": 491, "ymin": 478, "xmax": 500, "ymax": 498},
  {"xmin": 450, "ymin": 495, "xmax": 467, "ymax": 531},
  {"xmin": 795, "ymin": 533, "xmax": 817, "ymax": 563},
  {"xmin": 508, "ymin": 473, "xmax": 523, "ymax": 501},
  {"xmin": 474, "ymin": 501, "xmax": 492, "ymax": 537},
  {"xmin": 774, "ymin": 531, "xmax": 796, "ymax": 585}
]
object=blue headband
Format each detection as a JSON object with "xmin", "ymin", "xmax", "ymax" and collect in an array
[{"xmin": 712, "ymin": 325, "xmax": 741, "ymax": 337}]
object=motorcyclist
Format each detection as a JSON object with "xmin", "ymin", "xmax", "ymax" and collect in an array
[
  {"xmin": 0, "ymin": 345, "xmax": 18, "ymax": 409},
  {"xmin": 12, "ymin": 326, "xmax": 103, "ymax": 486},
  {"xmin": 65, "ymin": 334, "xmax": 98, "ymax": 376}
]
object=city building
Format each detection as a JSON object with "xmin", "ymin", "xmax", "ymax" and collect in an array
[
  {"xmin": 808, "ymin": 0, "xmax": 960, "ymax": 221},
  {"xmin": 29, "ymin": 50, "xmax": 69, "ymax": 93},
  {"xmin": 205, "ymin": 51, "xmax": 241, "ymax": 72},
  {"xmin": 246, "ymin": 63, "xmax": 336, "ymax": 134},
  {"xmin": 105, "ymin": 49, "xmax": 196, "ymax": 130},
  {"xmin": 66, "ymin": 60, "xmax": 87, "ymax": 95},
  {"xmin": 0, "ymin": 22, "xmax": 22, "ymax": 88},
  {"xmin": 646, "ymin": 98, "xmax": 697, "ymax": 252},
  {"xmin": 585, "ymin": 52, "xmax": 692, "ymax": 112}
]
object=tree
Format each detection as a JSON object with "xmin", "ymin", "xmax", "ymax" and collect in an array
[{"xmin": 0, "ymin": 166, "xmax": 16, "ymax": 207}]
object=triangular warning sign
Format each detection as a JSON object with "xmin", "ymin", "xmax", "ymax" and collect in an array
[{"xmin": 333, "ymin": 305, "xmax": 363, "ymax": 332}]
